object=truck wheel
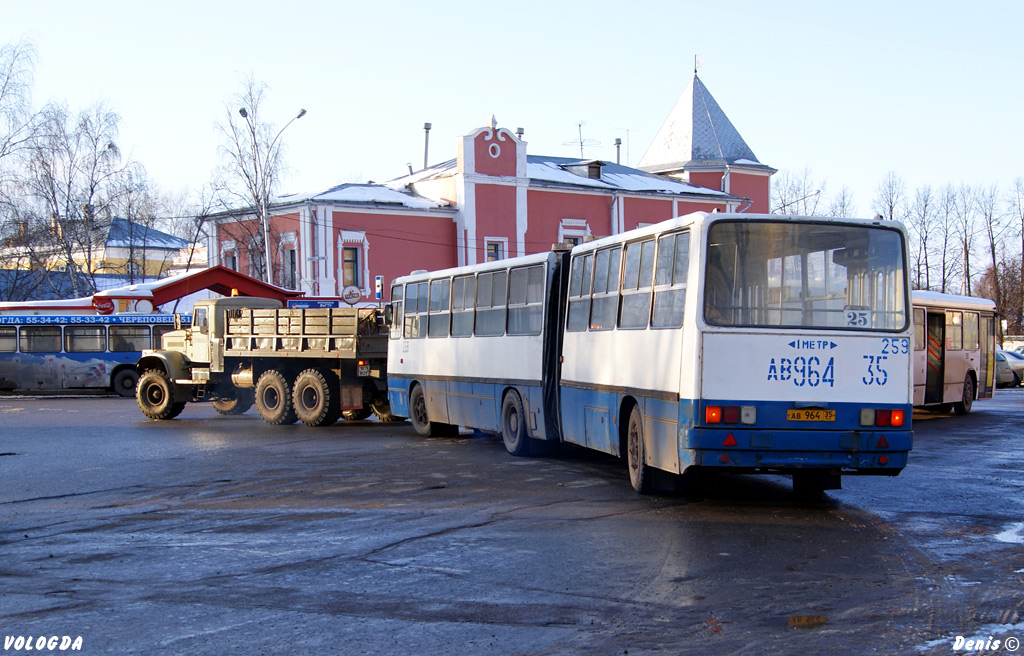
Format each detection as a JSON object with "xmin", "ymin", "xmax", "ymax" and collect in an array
[
  {"xmin": 342, "ymin": 407, "xmax": 372, "ymax": 421},
  {"xmin": 255, "ymin": 370, "xmax": 297, "ymax": 425},
  {"xmin": 137, "ymin": 369, "xmax": 186, "ymax": 420},
  {"xmin": 211, "ymin": 388, "xmax": 254, "ymax": 415},
  {"xmin": 293, "ymin": 369, "xmax": 341, "ymax": 427},
  {"xmin": 371, "ymin": 398, "xmax": 400, "ymax": 422},
  {"xmin": 111, "ymin": 368, "xmax": 139, "ymax": 398}
]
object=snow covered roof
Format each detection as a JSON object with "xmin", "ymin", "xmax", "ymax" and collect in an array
[
  {"xmin": 638, "ymin": 74, "xmax": 773, "ymax": 174},
  {"xmin": 276, "ymin": 183, "xmax": 451, "ymax": 211},
  {"xmin": 387, "ymin": 156, "xmax": 731, "ymax": 199},
  {"xmin": 99, "ymin": 217, "xmax": 188, "ymax": 250}
]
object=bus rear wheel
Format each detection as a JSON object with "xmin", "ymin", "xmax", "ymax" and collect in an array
[
  {"xmin": 112, "ymin": 368, "xmax": 139, "ymax": 398},
  {"xmin": 501, "ymin": 390, "xmax": 531, "ymax": 457},
  {"xmin": 137, "ymin": 369, "xmax": 186, "ymax": 420},
  {"xmin": 953, "ymin": 375, "xmax": 974, "ymax": 415},
  {"xmin": 626, "ymin": 404, "xmax": 652, "ymax": 494},
  {"xmin": 255, "ymin": 370, "xmax": 297, "ymax": 425},
  {"xmin": 293, "ymin": 369, "xmax": 341, "ymax": 427}
]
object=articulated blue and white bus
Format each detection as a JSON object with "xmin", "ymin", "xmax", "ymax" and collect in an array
[
  {"xmin": 387, "ymin": 212, "xmax": 913, "ymax": 494},
  {"xmin": 0, "ymin": 314, "xmax": 185, "ymax": 396}
]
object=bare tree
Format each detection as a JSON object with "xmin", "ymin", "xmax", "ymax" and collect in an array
[
  {"xmin": 906, "ymin": 185, "xmax": 935, "ymax": 290},
  {"xmin": 936, "ymin": 184, "xmax": 958, "ymax": 293},
  {"xmin": 825, "ymin": 185, "xmax": 857, "ymax": 218},
  {"xmin": 20, "ymin": 102, "xmax": 138, "ymax": 296},
  {"xmin": 952, "ymin": 184, "xmax": 979, "ymax": 295},
  {"xmin": 214, "ymin": 76, "xmax": 305, "ymax": 283},
  {"xmin": 1007, "ymin": 178, "xmax": 1024, "ymax": 331},
  {"xmin": 872, "ymin": 171, "xmax": 906, "ymax": 221},
  {"xmin": 771, "ymin": 168, "xmax": 824, "ymax": 215}
]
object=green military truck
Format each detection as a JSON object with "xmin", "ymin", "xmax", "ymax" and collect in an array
[{"xmin": 135, "ymin": 296, "xmax": 392, "ymax": 426}]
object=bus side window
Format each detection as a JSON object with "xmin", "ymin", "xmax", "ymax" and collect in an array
[
  {"xmin": 945, "ymin": 311, "xmax": 963, "ymax": 350},
  {"xmin": 964, "ymin": 312, "xmax": 979, "ymax": 350},
  {"xmin": 0, "ymin": 326, "xmax": 15, "ymax": 352},
  {"xmin": 451, "ymin": 275, "xmax": 475, "ymax": 337},
  {"xmin": 428, "ymin": 278, "xmax": 451, "ymax": 338},
  {"xmin": 619, "ymin": 238, "xmax": 655, "ymax": 329},
  {"xmin": 404, "ymin": 282, "xmax": 427, "ymax": 339},
  {"xmin": 590, "ymin": 247, "xmax": 621, "ymax": 331},
  {"xmin": 389, "ymin": 285, "xmax": 404, "ymax": 339},
  {"xmin": 508, "ymin": 265, "xmax": 544, "ymax": 336},
  {"xmin": 652, "ymin": 232, "xmax": 689, "ymax": 329},
  {"xmin": 566, "ymin": 253, "xmax": 593, "ymax": 332},
  {"xmin": 475, "ymin": 270, "xmax": 507, "ymax": 336},
  {"xmin": 65, "ymin": 326, "xmax": 106, "ymax": 353},
  {"xmin": 110, "ymin": 326, "xmax": 151, "ymax": 352},
  {"xmin": 21, "ymin": 326, "xmax": 62, "ymax": 353}
]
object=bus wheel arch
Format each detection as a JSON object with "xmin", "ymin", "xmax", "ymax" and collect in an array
[{"xmin": 500, "ymin": 388, "xmax": 530, "ymax": 457}]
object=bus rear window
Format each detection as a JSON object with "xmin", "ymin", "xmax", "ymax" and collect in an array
[{"xmin": 704, "ymin": 221, "xmax": 907, "ymax": 331}]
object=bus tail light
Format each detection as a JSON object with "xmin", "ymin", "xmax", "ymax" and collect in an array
[
  {"xmin": 706, "ymin": 405, "xmax": 756, "ymax": 425},
  {"xmin": 860, "ymin": 409, "xmax": 906, "ymax": 428}
]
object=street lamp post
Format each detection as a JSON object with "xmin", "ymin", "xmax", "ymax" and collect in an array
[{"xmin": 238, "ymin": 107, "xmax": 307, "ymax": 284}]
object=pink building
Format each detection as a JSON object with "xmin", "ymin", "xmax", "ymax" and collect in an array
[{"xmin": 207, "ymin": 74, "xmax": 774, "ymax": 302}]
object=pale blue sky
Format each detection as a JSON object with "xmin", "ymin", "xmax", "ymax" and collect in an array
[{"xmin": 4, "ymin": 0, "xmax": 1022, "ymax": 215}]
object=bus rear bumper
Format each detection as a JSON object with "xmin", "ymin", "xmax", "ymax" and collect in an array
[{"xmin": 683, "ymin": 428, "xmax": 911, "ymax": 474}]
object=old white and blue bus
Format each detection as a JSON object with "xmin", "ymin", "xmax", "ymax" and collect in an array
[
  {"xmin": 387, "ymin": 212, "xmax": 913, "ymax": 494},
  {"xmin": 0, "ymin": 314, "xmax": 184, "ymax": 396}
]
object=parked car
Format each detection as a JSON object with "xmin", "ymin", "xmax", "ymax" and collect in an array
[
  {"xmin": 997, "ymin": 349, "xmax": 1024, "ymax": 387},
  {"xmin": 996, "ymin": 352, "xmax": 1019, "ymax": 387}
]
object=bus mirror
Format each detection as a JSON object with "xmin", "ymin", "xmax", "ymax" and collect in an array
[
  {"xmin": 173, "ymin": 314, "xmax": 181, "ymax": 331},
  {"xmin": 383, "ymin": 304, "xmax": 394, "ymax": 326}
]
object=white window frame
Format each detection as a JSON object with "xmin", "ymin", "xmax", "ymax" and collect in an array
[
  {"xmin": 220, "ymin": 239, "xmax": 238, "ymax": 271},
  {"xmin": 484, "ymin": 237, "xmax": 508, "ymax": 262},
  {"xmin": 559, "ymin": 218, "xmax": 591, "ymax": 246},
  {"xmin": 278, "ymin": 231, "xmax": 298, "ymax": 289},
  {"xmin": 338, "ymin": 230, "xmax": 370, "ymax": 295}
]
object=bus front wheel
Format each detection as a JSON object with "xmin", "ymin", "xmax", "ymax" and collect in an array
[
  {"xmin": 626, "ymin": 404, "xmax": 652, "ymax": 494},
  {"xmin": 137, "ymin": 370, "xmax": 186, "ymax": 420},
  {"xmin": 953, "ymin": 375, "xmax": 974, "ymax": 415},
  {"xmin": 501, "ymin": 390, "xmax": 531, "ymax": 457}
]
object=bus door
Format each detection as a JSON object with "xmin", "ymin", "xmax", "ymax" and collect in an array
[
  {"xmin": 978, "ymin": 315, "xmax": 994, "ymax": 399},
  {"xmin": 924, "ymin": 311, "xmax": 944, "ymax": 404}
]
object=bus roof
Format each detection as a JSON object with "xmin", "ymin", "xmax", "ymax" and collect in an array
[
  {"xmin": 912, "ymin": 290, "xmax": 997, "ymax": 312},
  {"xmin": 391, "ymin": 250, "xmax": 558, "ymax": 285}
]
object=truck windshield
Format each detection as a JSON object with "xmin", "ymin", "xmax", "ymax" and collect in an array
[{"xmin": 704, "ymin": 220, "xmax": 908, "ymax": 331}]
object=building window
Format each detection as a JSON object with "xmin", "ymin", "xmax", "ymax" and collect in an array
[
  {"xmin": 338, "ymin": 230, "xmax": 369, "ymax": 295},
  {"xmin": 342, "ymin": 247, "xmax": 360, "ymax": 287},
  {"xmin": 283, "ymin": 248, "xmax": 298, "ymax": 289},
  {"xmin": 223, "ymin": 251, "xmax": 237, "ymax": 271},
  {"xmin": 485, "ymin": 239, "xmax": 506, "ymax": 262},
  {"xmin": 559, "ymin": 218, "xmax": 590, "ymax": 247}
]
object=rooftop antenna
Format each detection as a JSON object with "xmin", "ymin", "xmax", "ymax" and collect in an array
[
  {"xmin": 694, "ymin": 53, "xmax": 702, "ymax": 75},
  {"xmin": 563, "ymin": 121, "xmax": 600, "ymax": 158}
]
